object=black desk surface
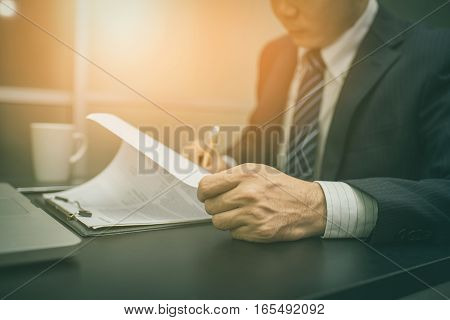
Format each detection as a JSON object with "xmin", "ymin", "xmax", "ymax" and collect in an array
[
  {"xmin": 1, "ymin": 219, "xmax": 450, "ymax": 299},
  {"xmin": 1, "ymin": 178, "xmax": 449, "ymax": 299}
]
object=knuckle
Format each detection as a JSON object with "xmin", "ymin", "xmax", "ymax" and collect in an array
[
  {"xmin": 243, "ymin": 171, "xmax": 258, "ymax": 180},
  {"xmin": 198, "ymin": 177, "xmax": 208, "ymax": 191},
  {"xmin": 197, "ymin": 177, "xmax": 212, "ymax": 200},
  {"xmin": 230, "ymin": 229, "xmax": 244, "ymax": 241},
  {"xmin": 238, "ymin": 163, "xmax": 259, "ymax": 178},
  {"xmin": 223, "ymin": 171, "xmax": 234, "ymax": 184},
  {"xmin": 212, "ymin": 215, "xmax": 227, "ymax": 230},
  {"xmin": 204, "ymin": 199, "xmax": 214, "ymax": 214},
  {"xmin": 239, "ymin": 190, "xmax": 257, "ymax": 202},
  {"xmin": 256, "ymin": 225, "xmax": 276, "ymax": 240},
  {"xmin": 240, "ymin": 184, "xmax": 264, "ymax": 202},
  {"xmin": 197, "ymin": 188, "xmax": 205, "ymax": 202}
]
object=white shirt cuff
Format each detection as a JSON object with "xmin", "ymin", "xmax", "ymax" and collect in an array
[{"xmin": 316, "ymin": 181, "xmax": 378, "ymax": 239}]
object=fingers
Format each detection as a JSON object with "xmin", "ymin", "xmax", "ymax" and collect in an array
[
  {"xmin": 230, "ymin": 226, "xmax": 272, "ymax": 243},
  {"xmin": 204, "ymin": 187, "xmax": 242, "ymax": 214},
  {"xmin": 211, "ymin": 208, "xmax": 249, "ymax": 231},
  {"xmin": 182, "ymin": 141, "xmax": 206, "ymax": 165},
  {"xmin": 201, "ymin": 148, "xmax": 227, "ymax": 173},
  {"xmin": 200, "ymin": 151, "xmax": 211, "ymax": 169},
  {"xmin": 212, "ymin": 212, "xmax": 273, "ymax": 243},
  {"xmin": 197, "ymin": 169, "xmax": 241, "ymax": 202},
  {"xmin": 198, "ymin": 164, "xmax": 262, "ymax": 201},
  {"xmin": 230, "ymin": 226, "xmax": 251, "ymax": 241},
  {"xmin": 182, "ymin": 140, "xmax": 227, "ymax": 173}
]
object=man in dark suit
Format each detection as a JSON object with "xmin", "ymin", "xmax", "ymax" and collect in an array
[{"xmin": 191, "ymin": 0, "xmax": 450, "ymax": 244}]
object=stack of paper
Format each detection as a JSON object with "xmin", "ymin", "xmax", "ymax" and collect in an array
[{"xmin": 43, "ymin": 113, "xmax": 210, "ymax": 230}]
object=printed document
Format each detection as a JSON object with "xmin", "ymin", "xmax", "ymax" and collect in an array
[{"xmin": 43, "ymin": 113, "xmax": 210, "ymax": 229}]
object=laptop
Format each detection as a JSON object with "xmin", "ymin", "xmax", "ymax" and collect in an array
[{"xmin": 0, "ymin": 183, "xmax": 81, "ymax": 267}]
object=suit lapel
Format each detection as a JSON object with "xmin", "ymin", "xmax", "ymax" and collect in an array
[{"xmin": 320, "ymin": 8, "xmax": 404, "ymax": 180}]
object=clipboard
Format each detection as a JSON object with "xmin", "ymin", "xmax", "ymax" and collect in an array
[
  {"xmin": 23, "ymin": 114, "xmax": 211, "ymax": 237},
  {"xmin": 26, "ymin": 193, "xmax": 209, "ymax": 237}
]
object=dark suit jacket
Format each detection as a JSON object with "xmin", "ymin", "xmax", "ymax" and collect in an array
[{"xmin": 230, "ymin": 7, "xmax": 450, "ymax": 244}]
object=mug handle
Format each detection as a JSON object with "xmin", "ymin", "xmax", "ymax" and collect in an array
[{"xmin": 70, "ymin": 132, "xmax": 88, "ymax": 164}]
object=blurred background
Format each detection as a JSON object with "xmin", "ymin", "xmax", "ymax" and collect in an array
[{"xmin": 1, "ymin": 0, "xmax": 449, "ymax": 185}]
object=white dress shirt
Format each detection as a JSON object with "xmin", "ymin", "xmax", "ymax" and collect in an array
[{"xmin": 279, "ymin": 0, "xmax": 379, "ymax": 238}]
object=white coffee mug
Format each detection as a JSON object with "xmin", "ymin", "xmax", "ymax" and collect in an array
[{"xmin": 30, "ymin": 123, "xmax": 88, "ymax": 183}]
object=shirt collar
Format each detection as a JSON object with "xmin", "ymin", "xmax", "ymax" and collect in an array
[{"xmin": 301, "ymin": 0, "xmax": 379, "ymax": 79}]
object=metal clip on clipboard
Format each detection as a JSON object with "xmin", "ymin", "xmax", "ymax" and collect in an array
[{"xmin": 54, "ymin": 196, "xmax": 92, "ymax": 220}]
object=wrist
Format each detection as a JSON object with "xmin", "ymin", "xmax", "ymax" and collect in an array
[{"xmin": 309, "ymin": 182, "xmax": 327, "ymax": 236}]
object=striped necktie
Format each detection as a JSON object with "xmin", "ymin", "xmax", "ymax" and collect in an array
[{"xmin": 285, "ymin": 50, "xmax": 325, "ymax": 180}]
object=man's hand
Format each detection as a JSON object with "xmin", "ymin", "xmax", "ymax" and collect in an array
[
  {"xmin": 181, "ymin": 140, "xmax": 228, "ymax": 173},
  {"xmin": 197, "ymin": 163, "xmax": 327, "ymax": 242}
]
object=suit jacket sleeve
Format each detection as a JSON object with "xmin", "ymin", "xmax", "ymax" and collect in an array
[
  {"xmin": 226, "ymin": 43, "xmax": 268, "ymax": 165},
  {"xmin": 345, "ymin": 58, "xmax": 450, "ymax": 244},
  {"xmin": 227, "ymin": 37, "xmax": 296, "ymax": 166}
]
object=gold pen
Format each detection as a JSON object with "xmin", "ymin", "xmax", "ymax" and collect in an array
[{"xmin": 201, "ymin": 125, "xmax": 220, "ymax": 168}]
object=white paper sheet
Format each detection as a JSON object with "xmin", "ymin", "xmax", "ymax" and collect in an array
[
  {"xmin": 87, "ymin": 113, "xmax": 208, "ymax": 188},
  {"xmin": 43, "ymin": 114, "xmax": 210, "ymax": 229}
]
